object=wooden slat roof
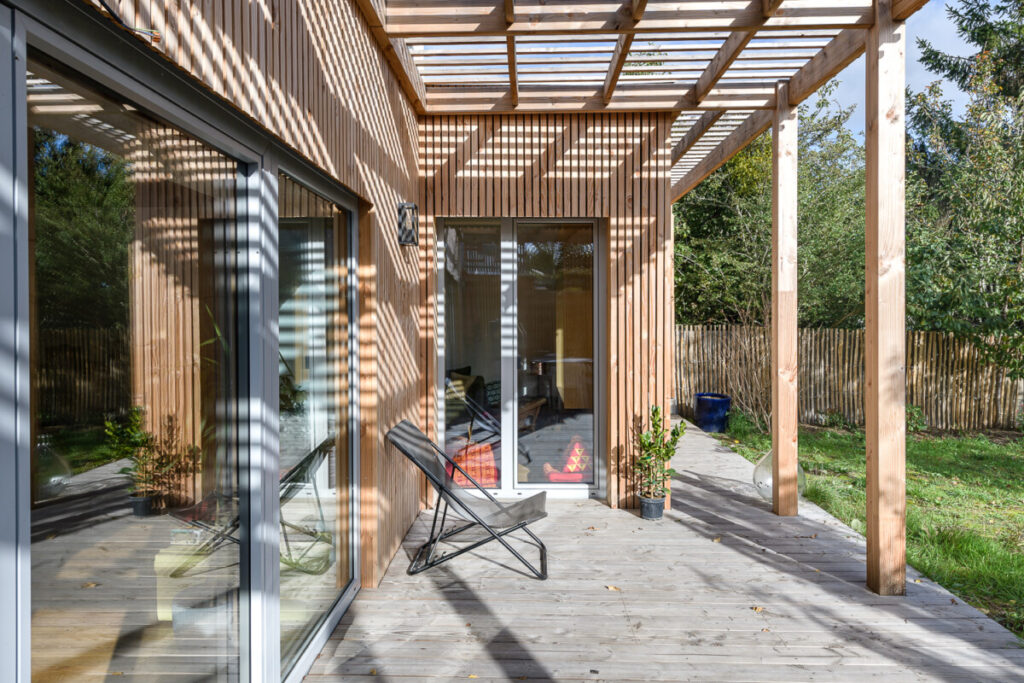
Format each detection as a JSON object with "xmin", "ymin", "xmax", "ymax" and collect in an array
[{"xmin": 359, "ymin": 0, "xmax": 930, "ymax": 199}]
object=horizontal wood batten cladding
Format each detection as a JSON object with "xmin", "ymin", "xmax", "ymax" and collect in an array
[
  {"xmin": 675, "ymin": 325, "xmax": 1023, "ymax": 431},
  {"xmin": 98, "ymin": 0, "xmax": 427, "ymax": 586},
  {"xmin": 420, "ymin": 113, "xmax": 674, "ymax": 509}
]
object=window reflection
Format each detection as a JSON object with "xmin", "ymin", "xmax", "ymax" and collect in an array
[
  {"xmin": 517, "ymin": 223, "xmax": 595, "ymax": 485},
  {"xmin": 278, "ymin": 175, "xmax": 353, "ymax": 674},
  {"xmin": 443, "ymin": 221, "xmax": 503, "ymax": 488},
  {"xmin": 28, "ymin": 57, "xmax": 240, "ymax": 680}
]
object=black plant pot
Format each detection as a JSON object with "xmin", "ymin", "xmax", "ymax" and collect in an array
[
  {"xmin": 639, "ymin": 495, "xmax": 665, "ymax": 520},
  {"xmin": 130, "ymin": 493, "xmax": 154, "ymax": 517}
]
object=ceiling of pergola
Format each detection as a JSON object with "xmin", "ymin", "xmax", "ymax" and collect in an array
[{"xmin": 358, "ymin": 0, "xmax": 928, "ymax": 198}]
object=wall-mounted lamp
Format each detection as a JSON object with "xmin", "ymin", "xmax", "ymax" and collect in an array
[{"xmin": 398, "ymin": 202, "xmax": 418, "ymax": 246}]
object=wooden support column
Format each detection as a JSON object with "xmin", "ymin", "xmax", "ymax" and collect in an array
[
  {"xmin": 771, "ymin": 80, "xmax": 799, "ymax": 517},
  {"xmin": 865, "ymin": 0, "xmax": 907, "ymax": 596}
]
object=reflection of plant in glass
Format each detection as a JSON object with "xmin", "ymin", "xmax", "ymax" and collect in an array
[
  {"xmin": 106, "ymin": 407, "xmax": 156, "ymax": 495},
  {"xmin": 634, "ymin": 405, "xmax": 684, "ymax": 499},
  {"xmin": 279, "ymin": 352, "xmax": 307, "ymax": 415},
  {"xmin": 106, "ymin": 407, "xmax": 202, "ymax": 499}
]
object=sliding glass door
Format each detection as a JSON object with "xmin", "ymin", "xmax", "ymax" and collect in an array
[
  {"xmin": 440, "ymin": 219, "xmax": 598, "ymax": 494},
  {"xmin": 277, "ymin": 175, "xmax": 354, "ymax": 676},
  {"xmin": 516, "ymin": 223, "xmax": 596, "ymax": 486}
]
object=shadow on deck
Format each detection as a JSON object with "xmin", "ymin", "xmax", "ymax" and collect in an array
[{"xmin": 308, "ymin": 422, "xmax": 1024, "ymax": 682}]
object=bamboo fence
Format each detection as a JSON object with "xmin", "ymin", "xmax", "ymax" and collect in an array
[
  {"xmin": 35, "ymin": 328, "xmax": 130, "ymax": 424},
  {"xmin": 675, "ymin": 325, "xmax": 1023, "ymax": 431}
]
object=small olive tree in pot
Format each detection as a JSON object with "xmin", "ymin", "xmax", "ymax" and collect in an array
[{"xmin": 635, "ymin": 405, "xmax": 684, "ymax": 520}]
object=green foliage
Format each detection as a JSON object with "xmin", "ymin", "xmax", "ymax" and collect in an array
[
  {"xmin": 49, "ymin": 426, "xmax": 118, "ymax": 475},
  {"xmin": 634, "ymin": 405, "xmax": 684, "ymax": 498},
  {"xmin": 822, "ymin": 411, "xmax": 858, "ymax": 431},
  {"xmin": 33, "ymin": 128, "xmax": 134, "ymax": 330},
  {"xmin": 673, "ymin": 82, "xmax": 865, "ymax": 327},
  {"xmin": 906, "ymin": 404, "xmax": 929, "ymax": 434},
  {"xmin": 917, "ymin": 0, "xmax": 1024, "ymax": 100},
  {"xmin": 105, "ymin": 407, "xmax": 156, "ymax": 494},
  {"xmin": 721, "ymin": 420, "xmax": 1024, "ymax": 638},
  {"xmin": 909, "ymin": 56, "xmax": 1024, "ymax": 379},
  {"xmin": 106, "ymin": 408, "xmax": 203, "ymax": 498}
]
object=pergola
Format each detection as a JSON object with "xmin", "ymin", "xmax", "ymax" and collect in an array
[{"xmin": 355, "ymin": 0, "xmax": 919, "ymax": 596}]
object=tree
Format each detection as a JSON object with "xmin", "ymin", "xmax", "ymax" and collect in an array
[
  {"xmin": 917, "ymin": 0, "xmax": 1024, "ymax": 99},
  {"xmin": 673, "ymin": 82, "xmax": 866, "ymax": 328},
  {"xmin": 909, "ymin": 56, "xmax": 1024, "ymax": 379},
  {"xmin": 32, "ymin": 128, "xmax": 134, "ymax": 330}
]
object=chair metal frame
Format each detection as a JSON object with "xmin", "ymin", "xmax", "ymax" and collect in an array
[{"xmin": 387, "ymin": 420, "xmax": 548, "ymax": 580}]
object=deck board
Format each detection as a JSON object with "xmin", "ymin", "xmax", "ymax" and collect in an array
[{"xmin": 307, "ymin": 422, "xmax": 1024, "ymax": 681}]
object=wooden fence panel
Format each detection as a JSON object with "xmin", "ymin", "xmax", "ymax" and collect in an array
[
  {"xmin": 674, "ymin": 324, "xmax": 1021, "ymax": 431},
  {"xmin": 35, "ymin": 328, "xmax": 130, "ymax": 424}
]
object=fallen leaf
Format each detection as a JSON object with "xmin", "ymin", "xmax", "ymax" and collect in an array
[
  {"xmin": 913, "ymin": 579, "xmax": 922, "ymax": 584},
  {"xmin": 586, "ymin": 526, "xmax": 597, "ymax": 530},
  {"xmin": 590, "ymin": 670, "xmax": 600, "ymax": 674},
  {"xmin": 469, "ymin": 676, "xmax": 478, "ymax": 679},
  {"xmin": 751, "ymin": 606, "xmax": 764, "ymax": 613},
  {"xmin": 369, "ymin": 670, "xmax": 377, "ymax": 675},
  {"xmin": 814, "ymin": 568, "xmax": 821, "ymax": 573},
  {"xmin": 605, "ymin": 585, "xmax": 621, "ymax": 592},
  {"xmin": 712, "ymin": 536, "xmax": 722, "ymax": 543},
  {"xmin": 81, "ymin": 582, "xmax": 99, "ymax": 589},
  {"xmin": 811, "ymin": 533, "xmax": 817, "ymax": 539},
  {"xmin": 951, "ymin": 598, "xmax": 958, "ymax": 605},
  {"xmin": 761, "ymin": 628, "xmax": 770, "ymax": 632}
]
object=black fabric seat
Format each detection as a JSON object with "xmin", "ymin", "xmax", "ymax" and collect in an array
[{"xmin": 386, "ymin": 419, "xmax": 548, "ymax": 579}]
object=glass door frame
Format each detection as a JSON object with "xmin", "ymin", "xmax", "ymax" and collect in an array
[{"xmin": 435, "ymin": 217, "xmax": 606, "ymax": 501}]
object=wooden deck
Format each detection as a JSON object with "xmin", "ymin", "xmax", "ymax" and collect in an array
[{"xmin": 307, "ymin": 422, "xmax": 1024, "ymax": 681}]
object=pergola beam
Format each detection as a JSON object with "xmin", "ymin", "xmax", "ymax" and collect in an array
[
  {"xmin": 631, "ymin": 0, "xmax": 649, "ymax": 22},
  {"xmin": 865, "ymin": 0, "xmax": 907, "ymax": 597},
  {"xmin": 507, "ymin": 37, "xmax": 519, "ymax": 105},
  {"xmin": 603, "ymin": 0, "xmax": 650, "ymax": 104},
  {"xmin": 603, "ymin": 34, "xmax": 635, "ymax": 103},
  {"xmin": 670, "ymin": 109, "xmax": 772, "ymax": 201},
  {"xmin": 695, "ymin": 31, "xmax": 755, "ymax": 103},
  {"xmin": 669, "ymin": 23, "xmax": 870, "ymax": 201},
  {"xmin": 352, "ymin": 0, "xmax": 427, "ymax": 113},
  {"xmin": 671, "ymin": 110, "xmax": 723, "ymax": 165},
  {"xmin": 386, "ymin": 1, "xmax": 873, "ymax": 38},
  {"xmin": 771, "ymin": 79, "xmax": 799, "ymax": 518}
]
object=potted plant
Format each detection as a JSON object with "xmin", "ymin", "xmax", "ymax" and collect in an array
[
  {"xmin": 105, "ymin": 407, "xmax": 157, "ymax": 516},
  {"xmin": 635, "ymin": 405, "xmax": 684, "ymax": 520}
]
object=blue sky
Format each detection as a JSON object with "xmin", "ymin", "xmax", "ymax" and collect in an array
[{"xmin": 830, "ymin": 1, "xmax": 974, "ymax": 136}]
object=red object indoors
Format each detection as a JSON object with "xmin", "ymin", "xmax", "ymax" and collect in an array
[
  {"xmin": 546, "ymin": 436, "xmax": 591, "ymax": 483},
  {"xmin": 446, "ymin": 442, "xmax": 499, "ymax": 488}
]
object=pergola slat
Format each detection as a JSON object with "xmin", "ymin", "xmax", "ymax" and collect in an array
[{"xmin": 671, "ymin": 110, "xmax": 723, "ymax": 164}]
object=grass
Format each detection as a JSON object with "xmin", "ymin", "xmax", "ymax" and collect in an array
[
  {"xmin": 48, "ymin": 424, "xmax": 119, "ymax": 474},
  {"xmin": 717, "ymin": 412, "xmax": 1024, "ymax": 638}
]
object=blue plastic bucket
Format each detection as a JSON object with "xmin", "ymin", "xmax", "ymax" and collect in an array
[{"xmin": 694, "ymin": 393, "xmax": 731, "ymax": 433}]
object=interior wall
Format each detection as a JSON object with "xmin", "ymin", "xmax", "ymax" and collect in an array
[
  {"xmin": 421, "ymin": 113, "xmax": 675, "ymax": 508},
  {"xmin": 98, "ymin": 0, "xmax": 427, "ymax": 586}
]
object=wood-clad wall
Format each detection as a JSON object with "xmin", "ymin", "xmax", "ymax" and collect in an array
[
  {"xmin": 99, "ymin": 0, "xmax": 426, "ymax": 586},
  {"xmin": 420, "ymin": 113, "xmax": 675, "ymax": 508}
]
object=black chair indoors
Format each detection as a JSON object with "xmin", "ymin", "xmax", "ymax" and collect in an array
[{"xmin": 386, "ymin": 419, "xmax": 548, "ymax": 579}]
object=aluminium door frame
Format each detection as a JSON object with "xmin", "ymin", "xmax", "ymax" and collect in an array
[
  {"xmin": 270, "ymin": 162, "xmax": 362, "ymax": 683},
  {"xmin": 435, "ymin": 217, "xmax": 607, "ymax": 502}
]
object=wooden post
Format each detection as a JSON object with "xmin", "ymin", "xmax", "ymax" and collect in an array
[
  {"xmin": 865, "ymin": 0, "xmax": 907, "ymax": 596},
  {"xmin": 771, "ymin": 80, "xmax": 799, "ymax": 517}
]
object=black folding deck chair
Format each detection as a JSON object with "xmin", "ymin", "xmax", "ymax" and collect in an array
[{"xmin": 386, "ymin": 419, "xmax": 548, "ymax": 579}]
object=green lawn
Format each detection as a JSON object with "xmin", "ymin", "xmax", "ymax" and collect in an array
[
  {"xmin": 717, "ymin": 413, "xmax": 1024, "ymax": 638},
  {"xmin": 49, "ymin": 424, "xmax": 119, "ymax": 474}
]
